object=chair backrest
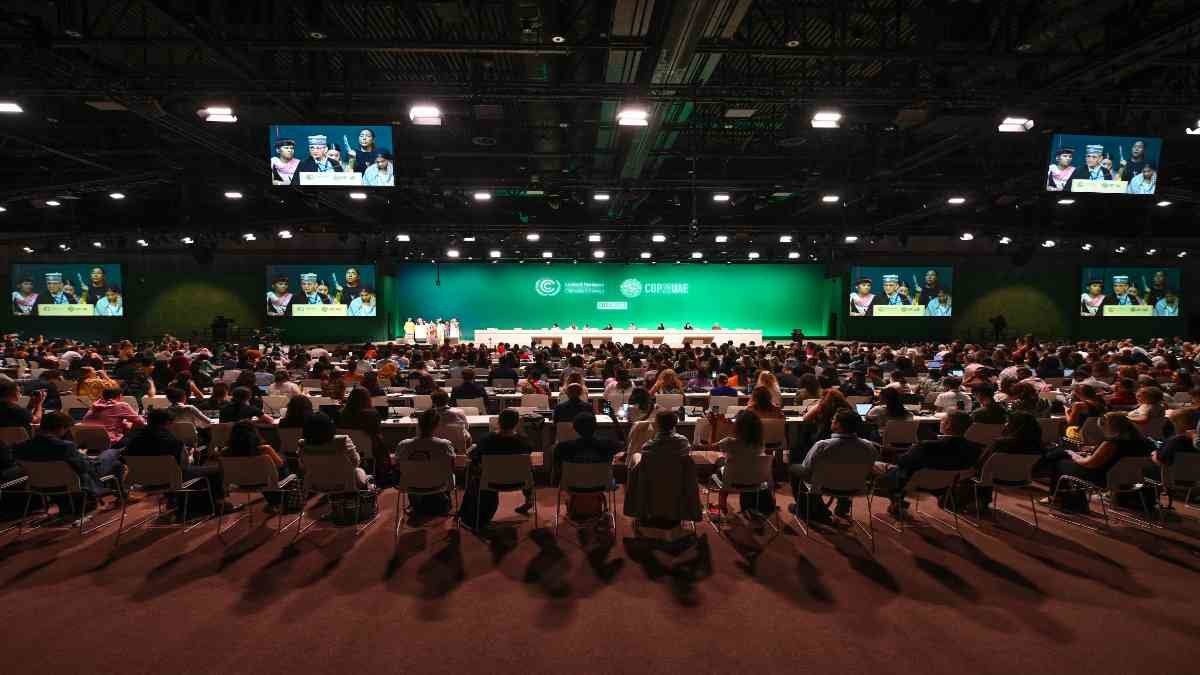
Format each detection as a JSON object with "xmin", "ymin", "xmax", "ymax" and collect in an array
[
  {"xmin": 71, "ymin": 425, "xmax": 111, "ymax": 453},
  {"xmin": 722, "ymin": 454, "xmax": 773, "ymax": 491},
  {"xmin": 491, "ymin": 378, "xmax": 516, "ymax": 389},
  {"xmin": 397, "ymin": 457, "xmax": 455, "ymax": 493},
  {"xmin": 559, "ymin": 461, "xmax": 614, "ymax": 492},
  {"xmin": 1079, "ymin": 417, "xmax": 1105, "ymax": 445},
  {"xmin": 905, "ymin": 468, "xmax": 970, "ymax": 494},
  {"xmin": 1138, "ymin": 417, "xmax": 1168, "ymax": 441},
  {"xmin": 123, "ymin": 454, "xmax": 184, "ymax": 491},
  {"xmin": 555, "ymin": 421, "xmax": 579, "ymax": 444},
  {"xmin": 964, "ymin": 423, "xmax": 1004, "ymax": 446},
  {"xmin": 725, "ymin": 405, "xmax": 746, "ymax": 417},
  {"xmin": 1166, "ymin": 453, "xmax": 1200, "ymax": 489},
  {"xmin": 708, "ymin": 396, "xmax": 740, "ymax": 413},
  {"xmin": 17, "ymin": 460, "xmax": 82, "ymax": 494},
  {"xmin": 761, "ymin": 418, "xmax": 787, "ymax": 449},
  {"xmin": 219, "ymin": 455, "xmax": 280, "ymax": 492},
  {"xmin": 845, "ymin": 396, "xmax": 872, "ymax": 405},
  {"xmin": 0, "ymin": 426, "xmax": 30, "ymax": 447},
  {"xmin": 882, "ymin": 420, "xmax": 920, "ymax": 446},
  {"xmin": 411, "ymin": 395, "xmax": 433, "ymax": 410},
  {"xmin": 263, "ymin": 395, "xmax": 289, "ymax": 414},
  {"xmin": 453, "ymin": 396, "xmax": 483, "ymax": 413},
  {"xmin": 654, "ymin": 394, "xmax": 684, "ymax": 410},
  {"xmin": 479, "ymin": 453, "xmax": 534, "ymax": 492},
  {"xmin": 300, "ymin": 450, "xmax": 360, "ymax": 493},
  {"xmin": 520, "ymin": 393, "xmax": 549, "ymax": 409},
  {"xmin": 168, "ymin": 421, "xmax": 199, "ymax": 447},
  {"xmin": 1038, "ymin": 418, "xmax": 1062, "ymax": 446},
  {"xmin": 1107, "ymin": 457, "xmax": 1154, "ymax": 492},
  {"xmin": 370, "ymin": 395, "xmax": 389, "ymax": 408},
  {"xmin": 809, "ymin": 457, "xmax": 874, "ymax": 494},
  {"xmin": 208, "ymin": 422, "xmax": 235, "ymax": 451},
  {"xmin": 277, "ymin": 427, "xmax": 303, "ymax": 455},
  {"xmin": 454, "ymin": 406, "xmax": 476, "ymax": 416},
  {"xmin": 433, "ymin": 423, "xmax": 472, "ymax": 453},
  {"xmin": 338, "ymin": 428, "xmax": 375, "ymax": 457},
  {"xmin": 143, "ymin": 395, "xmax": 170, "ymax": 409},
  {"xmin": 976, "ymin": 452, "xmax": 1039, "ymax": 488},
  {"xmin": 1039, "ymin": 389, "xmax": 1059, "ymax": 402}
]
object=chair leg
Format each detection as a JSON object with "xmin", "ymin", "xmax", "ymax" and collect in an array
[
  {"xmin": 553, "ymin": 488, "xmax": 562, "ymax": 536},
  {"xmin": 394, "ymin": 488, "xmax": 404, "ymax": 538}
]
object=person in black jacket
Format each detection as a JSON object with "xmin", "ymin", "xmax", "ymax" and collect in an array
[
  {"xmin": 553, "ymin": 383, "xmax": 594, "ymax": 422},
  {"xmin": 219, "ymin": 386, "xmax": 270, "ymax": 423},
  {"xmin": 450, "ymin": 367, "xmax": 489, "ymax": 407},
  {"xmin": 873, "ymin": 411, "xmax": 981, "ymax": 515},
  {"xmin": 12, "ymin": 411, "xmax": 124, "ymax": 499},
  {"xmin": 124, "ymin": 408, "xmax": 223, "ymax": 501}
]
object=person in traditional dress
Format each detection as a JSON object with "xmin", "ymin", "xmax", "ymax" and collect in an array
[
  {"xmin": 1080, "ymin": 279, "xmax": 1105, "ymax": 317},
  {"xmin": 299, "ymin": 273, "xmax": 332, "ymax": 305},
  {"xmin": 267, "ymin": 275, "xmax": 293, "ymax": 316},
  {"xmin": 849, "ymin": 277, "xmax": 876, "ymax": 316},
  {"xmin": 270, "ymin": 138, "xmax": 300, "ymax": 185},
  {"xmin": 11, "ymin": 277, "xmax": 38, "ymax": 316}
]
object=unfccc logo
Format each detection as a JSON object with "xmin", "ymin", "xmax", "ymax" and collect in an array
[
  {"xmin": 619, "ymin": 278, "xmax": 642, "ymax": 298},
  {"xmin": 535, "ymin": 278, "xmax": 562, "ymax": 296}
]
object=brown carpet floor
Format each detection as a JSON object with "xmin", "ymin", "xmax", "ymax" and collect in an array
[{"xmin": 1, "ymin": 488, "xmax": 1198, "ymax": 675}]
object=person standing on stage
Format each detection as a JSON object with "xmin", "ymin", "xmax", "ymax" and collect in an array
[
  {"xmin": 11, "ymin": 278, "xmax": 38, "ymax": 316},
  {"xmin": 270, "ymin": 138, "xmax": 299, "ymax": 185},
  {"xmin": 299, "ymin": 273, "xmax": 332, "ymax": 305},
  {"xmin": 403, "ymin": 317, "xmax": 416, "ymax": 343},
  {"xmin": 435, "ymin": 318, "xmax": 447, "ymax": 346},
  {"xmin": 267, "ymin": 275, "xmax": 293, "ymax": 316},
  {"xmin": 426, "ymin": 319, "xmax": 438, "ymax": 347},
  {"xmin": 448, "ymin": 317, "xmax": 461, "ymax": 344},
  {"xmin": 878, "ymin": 274, "xmax": 911, "ymax": 306},
  {"xmin": 1080, "ymin": 279, "xmax": 1105, "ymax": 317},
  {"xmin": 849, "ymin": 277, "xmax": 876, "ymax": 316}
]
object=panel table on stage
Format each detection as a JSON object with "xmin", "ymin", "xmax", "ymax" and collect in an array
[{"xmin": 473, "ymin": 328, "xmax": 764, "ymax": 348}]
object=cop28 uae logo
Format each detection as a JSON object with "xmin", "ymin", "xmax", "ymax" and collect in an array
[
  {"xmin": 619, "ymin": 278, "xmax": 643, "ymax": 299},
  {"xmin": 534, "ymin": 278, "xmax": 562, "ymax": 297}
]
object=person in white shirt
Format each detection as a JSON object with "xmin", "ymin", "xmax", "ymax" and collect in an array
[
  {"xmin": 394, "ymin": 409, "xmax": 457, "ymax": 462},
  {"xmin": 165, "ymin": 387, "xmax": 212, "ymax": 429},
  {"xmin": 93, "ymin": 287, "xmax": 123, "ymax": 316},
  {"xmin": 347, "ymin": 287, "xmax": 377, "ymax": 316},
  {"xmin": 934, "ymin": 377, "xmax": 972, "ymax": 412},
  {"xmin": 268, "ymin": 370, "xmax": 303, "ymax": 399},
  {"xmin": 58, "ymin": 348, "xmax": 83, "ymax": 371}
]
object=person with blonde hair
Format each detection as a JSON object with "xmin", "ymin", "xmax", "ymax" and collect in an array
[
  {"xmin": 755, "ymin": 370, "xmax": 783, "ymax": 407},
  {"xmin": 649, "ymin": 368, "xmax": 683, "ymax": 395}
]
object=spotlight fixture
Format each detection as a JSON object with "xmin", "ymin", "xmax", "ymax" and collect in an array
[
  {"xmin": 135, "ymin": 238, "xmax": 149, "ymax": 247},
  {"xmin": 446, "ymin": 248, "xmax": 460, "ymax": 258},
  {"xmin": 181, "ymin": 236, "xmax": 194, "ymax": 245},
  {"xmin": 787, "ymin": 251, "xmax": 800, "ymax": 259},
  {"xmin": 959, "ymin": 232, "xmax": 975, "ymax": 241},
  {"xmin": 526, "ymin": 233, "xmax": 540, "ymax": 241},
  {"xmin": 542, "ymin": 250, "xmax": 553, "ymax": 258},
  {"xmin": 747, "ymin": 251, "xmax": 760, "ymax": 259},
  {"xmin": 616, "ymin": 106, "xmax": 649, "ymax": 126},
  {"xmin": 45, "ymin": 200, "xmax": 61, "ymax": 207},
  {"xmin": 198, "ymin": 105, "xmax": 237, "ymax": 123},
  {"xmin": 947, "ymin": 196, "xmax": 966, "ymax": 205},
  {"xmin": 1114, "ymin": 245, "xmax": 1127, "ymax": 253},
  {"xmin": 1178, "ymin": 251, "xmax": 1188, "ymax": 258},
  {"xmin": 551, "ymin": 35, "xmax": 566, "ymax": 44},
  {"xmin": 593, "ymin": 249, "xmax": 605, "ymax": 259},
  {"xmin": 714, "ymin": 234, "xmax": 729, "ymax": 243},
  {"xmin": 1042, "ymin": 239, "xmax": 1057, "ymax": 248},
  {"xmin": 998, "ymin": 235, "xmax": 1012, "ymax": 245},
  {"xmin": 712, "ymin": 192, "xmax": 731, "ymax": 202},
  {"xmin": 92, "ymin": 241, "xmax": 103, "ymax": 248},
  {"xmin": 0, "ymin": 101, "xmax": 24, "ymax": 114},
  {"xmin": 1157, "ymin": 200, "xmax": 1172, "ymax": 207},
  {"xmin": 58, "ymin": 243, "xmax": 70, "ymax": 251},
  {"xmin": 778, "ymin": 235, "xmax": 793, "ymax": 243},
  {"xmin": 1188, "ymin": 119, "xmax": 1200, "ymax": 135},
  {"xmin": 1080, "ymin": 242, "xmax": 1093, "ymax": 251},
  {"xmin": 588, "ymin": 234, "xmax": 602, "ymax": 242},
  {"xmin": 22, "ymin": 246, "xmax": 33, "ymax": 253},
  {"xmin": 691, "ymin": 251, "xmax": 703, "ymax": 259},
  {"xmin": 473, "ymin": 191, "xmax": 492, "ymax": 201},
  {"xmin": 224, "ymin": 191, "xmax": 243, "ymax": 199},
  {"xmin": 844, "ymin": 234, "xmax": 859, "ymax": 243},
  {"xmin": 811, "ymin": 111, "xmax": 841, "ymax": 129},
  {"xmin": 640, "ymin": 251, "xmax": 652, "ymax": 259},
  {"xmin": 1057, "ymin": 199, "xmax": 1075, "ymax": 205},
  {"xmin": 109, "ymin": 192, "xmax": 125, "ymax": 200},
  {"xmin": 651, "ymin": 233, "xmax": 667, "ymax": 243},
  {"xmin": 242, "ymin": 233, "xmax": 257, "ymax": 241},
  {"xmin": 489, "ymin": 250, "xmax": 502, "ymax": 258},
  {"xmin": 1145, "ymin": 248, "xmax": 1157, "ymax": 255},
  {"xmin": 821, "ymin": 194, "xmax": 840, "ymax": 203},
  {"xmin": 998, "ymin": 116, "xmax": 1034, "ymax": 132},
  {"xmin": 349, "ymin": 192, "xmax": 367, "ymax": 200},
  {"xmin": 409, "ymin": 104, "xmax": 442, "ymax": 126},
  {"xmin": 277, "ymin": 229, "xmax": 293, "ymax": 239},
  {"xmin": 463, "ymin": 236, "xmax": 476, "ymax": 242},
  {"xmin": 395, "ymin": 234, "xmax": 411, "ymax": 242},
  {"xmin": 0, "ymin": 206, "xmax": 6, "ymax": 212},
  {"xmin": 592, "ymin": 192, "xmax": 610, "ymax": 202}
]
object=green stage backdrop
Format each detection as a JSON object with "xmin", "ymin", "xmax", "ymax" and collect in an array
[{"xmin": 394, "ymin": 263, "xmax": 829, "ymax": 339}]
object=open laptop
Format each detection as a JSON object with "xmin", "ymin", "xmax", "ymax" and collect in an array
[{"xmin": 855, "ymin": 403, "xmax": 872, "ymax": 417}]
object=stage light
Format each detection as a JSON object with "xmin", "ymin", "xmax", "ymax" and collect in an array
[
  {"xmin": 542, "ymin": 250, "xmax": 553, "ymax": 258},
  {"xmin": 588, "ymin": 234, "xmax": 602, "ymax": 242},
  {"xmin": 1080, "ymin": 242, "xmax": 1093, "ymax": 251},
  {"xmin": 526, "ymin": 233, "xmax": 540, "ymax": 241},
  {"xmin": 1187, "ymin": 120, "xmax": 1200, "ymax": 135},
  {"xmin": 463, "ymin": 236, "xmax": 476, "ymax": 242},
  {"xmin": 58, "ymin": 243, "xmax": 69, "ymax": 251},
  {"xmin": 92, "ymin": 241, "xmax": 103, "ymax": 248},
  {"xmin": 277, "ymin": 229, "xmax": 293, "ymax": 239},
  {"xmin": 947, "ymin": 196, "xmax": 966, "ymax": 205},
  {"xmin": 242, "ymin": 233, "xmax": 256, "ymax": 241},
  {"xmin": 409, "ymin": 104, "xmax": 442, "ymax": 126},
  {"xmin": 811, "ymin": 111, "xmax": 841, "ymax": 128},
  {"xmin": 593, "ymin": 249, "xmax": 605, "ymax": 259},
  {"xmin": 959, "ymin": 232, "xmax": 974, "ymax": 241},
  {"xmin": 1057, "ymin": 199, "xmax": 1074, "ymax": 205},
  {"xmin": 0, "ymin": 206, "xmax": 6, "ymax": 212},
  {"xmin": 489, "ymin": 250, "xmax": 501, "ymax": 258},
  {"xmin": 1145, "ymin": 248, "xmax": 1157, "ymax": 255},
  {"xmin": 652, "ymin": 233, "xmax": 667, "ymax": 242},
  {"xmin": 473, "ymin": 191, "xmax": 492, "ymax": 201},
  {"xmin": 199, "ymin": 105, "xmax": 237, "ymax": 123},
  {"xmin": 181, "ymin": 236, "xmax": 194, "ymax": 245},
  {"xmin": 593, "ymin": 192, "xmax": 610, "ymax": 201},
  {"xmin": 1178, "ymin": 251, "xmax": 1188, "ymax": 258},
  {"xmin": 640, "ymin": 251, "xmax": 652, "ymax": 259},
  {"xmin": 349, "ymin": 192, "xmax": 367, "ymax": 200},
  {"xmin": 822, "ymin": 194, "xmax": 840, "ymax": 203},
  {"xmin": 616, "ymin": 106, "xmax": 649, "ymax": 126},
  {"xmin": 691, "ymin": 251, "xmax": 703, "ymax": 259},
  {"xmin": 1114, "ymin": 245, "xmax": 1127, "ymax": 253},
  {"xmin": 446, "ymin": 248, "xmax": 460, "ymax": 258},
  {"xmin": 22, "ymin": 246, "xmax": 33, "ymax": 253},
  {"xmin": 224, "ymin": 191, "xmax": 243, "ymax": 199},
  {"xmin": 45, "ymin": 200, "xmax": 61, "ymax": 206},
  {"xmin": 395, "ymin": 233, "xmax": 410, "ymax": 242},
  {"xmin": 109, "ymin": 192, "xmax": 125, "ymax": 200},
  {"xmin": 748, "ymin": 251, "xmax": 760, "ymax": 259},
  {"xmin": 1042, "ymin": 239, "xmax": 1056, "ymax": 248},
  {"xmin": 551, "ymin": 35, "xmax": 566, "ymax": 44},
  {"xmin": 1157, "ymin": 200, "xmax": 1172, "ymax": 207},
  {"xmin": 998, "ymin": 235, "xmax": 1012, "ymax": 245},
  {"xmin": 714, "ymin": 234, "xmax": 728, "ymax": 243},
  {"xmin": 788, "ymin": 251, "xmax": 800, "ymax": 259},
  {"xmin": 135, "ymin": 238, "xmax": 149, "ymax": 247},
  {"xmin": 712, "ymin": 192, "xmax": 730, "ymax": 202},
  {"xmin": 0, "ymin": 102, "xmax": 24, "ymax": 114},
  {"xmin": 998, "ymin": 117, "xmax": 1034, "ymax": 132},
  {"xmin": 844, "ymin": 234, "xmax": 859, "ymax": 243},
  {"xmin": 778, "ymin": 234, "xmax": 793, "ymax": 243}
]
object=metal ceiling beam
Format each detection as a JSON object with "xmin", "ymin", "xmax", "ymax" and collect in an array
[{"xmin": 0, "ymin": 171, "xmax": 171, "ymax": 201}]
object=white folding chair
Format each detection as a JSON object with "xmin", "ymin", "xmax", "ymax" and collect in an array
[
  {"xmin": 1049, "ymin": 457, "xmax": 1158, "ymax": 530},
  {"xmin": 433, "ymin": 423, "xmax": 472, "ymax": 454},
  {"xmin": 208, "ymin": 422, "xmax": 234, "ymax": 453},
  {"xmin": 216, "ymin": 455, "xmax": 301, "ymax": 541},
  {"xmin": 474, "ymin": 453, "xmax": 538, "ymax": 531},
  {"xmin": 295, "ymin": 451, "xmax": 378, "ymax": 538},
  {"xmin": 520, "ymin": 394, "xmax": 550, "ymax": 409},
  {"xmin": 338, "ymin": 428, "xmax": 377, "ymax": 471},
  {"xmin": 964, "ymin": 423, "xmax": 1004, "ymax": 446},
  {"xmin": 707, "ymin": 396, "xmax": 740, "ymax": 414},
  {"xmin": 115, "ymin": 455, "xmax": 214, "ymax": 546},
  {"xmin": 457, "ymin": 397, "xmax": 485, "ymax": 413},
  {"xmin": 970, "ymin": 453, "xmax": 1042, "ymax": 531},
  {"xmin": 263, "ymin": 395, "xmax": 289, "ymax": 415},
  {"xmin": 654, "ymin": 394, "xmax": 684, "ymax": 410},
  {"xmin": 394, "ymin": 457, "xmax": 458, "ymax": 538},
  {"xmin": 1158, "ymin": 453, "xmax": 1200, "ymax": 510},
  {"xmin": 277, "ymin": 427, "xmax": 303, "ymax": 457},
  {"xmin": 15, "ymin": 460, "xmax": 122, "ymax": 537},
  {"xmin": 555, "ymin": 461, "xmax": 617, "ymax": 537},
  {"xmin": 881, "ymin": 420, "xmax": 920, "ymax": 449},
  {"xmin": 71, "ymin": 425, "xmax": 111, "ymax": 454},
  {"xmin": 308, "ymin": 396, "xmax": 337, "ymax": 408},
  {"xmin": 411, "ymin": 395, "xmax": 433, "ymax": 411},
  {"xmin": 793, "ymin": 457, "xmax": 876, "ymax": 551},
  {"xmin": 703, "ymin": 454, "xmax": 779, "ymax": 537}
]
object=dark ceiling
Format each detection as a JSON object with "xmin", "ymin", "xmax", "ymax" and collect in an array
[{"xmin": 0, "ymin": 0, "xmax": 1198, "ymax": 261}]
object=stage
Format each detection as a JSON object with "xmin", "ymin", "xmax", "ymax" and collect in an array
[{"xmin": 471, "ymin": 327, "xmax": 763, "ymax": 347}]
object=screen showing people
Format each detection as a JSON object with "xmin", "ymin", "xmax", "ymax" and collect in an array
[
  {"xmin": 849, "ymin": 266, "xmax": 954, "ymax": 317},
  {"xmin": 269, "ymin": 125, "xmax": 394, "ymax": 187},
  {"xmin": 1046, "ymin": 134, "xmax": 1162, "ymax": 195},
  {"xmin": 1080, "ymin": 268, "xmax": 1180, "ymax": 318},
  {"xmin": 10, "ymin": 264, "xmax": 124, "ymax": 317},
  {"xmin": 265, "ymin": 265, "xmax": 377, "ymax": 317}
]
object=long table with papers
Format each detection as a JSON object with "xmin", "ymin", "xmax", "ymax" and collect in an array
[{"xmin": 472, "ymin": 328, "xmax": 764, "ymax": 348}]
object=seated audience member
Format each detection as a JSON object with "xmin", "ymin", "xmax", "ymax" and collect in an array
[
  {"xmin": 747, "ymin": 385, "xmax": 785, "ymax": 420},
  {"xmin": 709, "ymin": 374, "xmax": 739, "ymax": 397},
  {"xmin": 461, "ymin": 409, "xmax": 535, "ymax": 525},
  {"xmin": 755, "ymin": 370, "xmax": 784, "ymax": 407},
  {"xmin": 1045, "ymin": 412, "xmax": 1153, "ymax": 504},
  {"xmin": 970, "ymin": 384, "xmax": 1008, "ymax": 424},
  {"xmin": 649, "ymin": 369, "xmax": 684, "ymax": 396},
  {"xmin": 1106, "ymin": 378, "xmax": 1138, "ymax": 407},
  {"xmin": 222, "ymin": 420, "xmax": 288, "ymax": 503},
  {"xmin": 604, "ymin": 370, "xmax": 635, "ymax": 407},
  {"xmin": 791, "ymin": 410, "xmax": 878, "ymax": 519},
  {"xmin": 802, "ymin": 389, "xmax": 852, "ymax": 439},
  {"xmin": 1151, "ymin": 409, "xmax": 1196, "ymax": 468},
  {"xmin": 430, "ymin": 390, "xmax": 468, "ymax": 426},
  {"xmin": 840, "ymin": 369, "xmax": 873, "ymax": 397},
  {"xmin": 625, "ymin": 387, "xmax": 655, "ymax": 423},
  {"xmin": 934, "ymin": 377, "xmax": 971, "ymax": 412},
  {"xmin": 268, "ymin": 370, "xmax": 303, "ymax": 399},
  {"xmin": 76, "ymin": 366, "xmax": 118, "ymax": 402},
  {"xmin": 12, "ymin": 411, "xmax": 123, "ymax": 502},
  {"xmin": 219, "ymin": 386, "xmax": 270, "ymax": 423},
  {"xmin": 967, "ymin": 412, "xmax": 1045, "ymax": 512},
  {"xmin": 201, "ymin": 382, "xmax": 231, "ymax": 411},
  {"xmin": 796, "ymin": 373, "xmax": 823, "ymax": 402},
  {"xmin": 393, "ymin": 409, "xmax": 456, "ymax": 515},
  {"xmin": 874, "ymin": 411, "xmax": 981, "ymax": 515},
  {"xmin": 708, "ymin": 410, "xmax": 768, "ymax": 514},
  {"xmin": 0, "ymin": 379, "xmax": 44, "ymax": 433},
  {"xmin": 1126, "ymin": 386, "xmax": 1166, "ymax": 429},
  {"xmin": 554, "ymin": 383, "xmax": 594, "ymax": 422},
  {"xmin": 165, "ymin": 387, "xmax": 212, "ymax": 429},
  {"xmin": 169, "ymin": 371, "xmax": 206, "ymax": 402},
  {"xmin": 1007, "ymin": 381, "xmax": 1052, "ymax": 418},
  {"xmin": 339, "ymin": 387, "xmax": 388, "ymax": 473},
  {"xmin": 359, "ymin": 371, "xmax": 386, "ymax": 397},
  {"xmin": 1064, "ymin": 384, "xmax": 1108, "ymax": 443},
  {"xmin": 124, "ymin": 408, "xmax": 224, "ymax": 503},
  {"xmin": 488, "ymin": 355, "xmax": 521, "ymax": 385},
  {"xmin": 450, "ymin": 368, "xmax": 489, "ymax": 407},
  {"xmin": 21, "ymin": 369, "xmax": 65, "ymax": 411},
  {"xmin": 278, "ymin": 395, "xmax": 314, "ymax": 428},
  {"xmin": 553, "ymin": 412, "xmax": 622, "ymax": 517},
  {"xmin": 298, "ymin": 412, "xmax": 369, "ymax": 488},
  {"xmin": 866, "ymin": 386, "xmax": 913, "ymax": 431},
  {"xmin": 81, "ymin": 387, "xmax": 146, "ymax": 445},
  {"xmin": 623, "ymin": 410, "xmax": 701, "ymax": 531}
]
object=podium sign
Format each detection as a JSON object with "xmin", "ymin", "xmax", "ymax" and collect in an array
[
  {"xmin": 292, "ymin": 303, "xmax": 347, "ymax": 317},
  {"xmin": 1103, "ymin": 305, "xmax": 1153, "ymax": 317},
  {"xmin": 873, "ymin": 304, "xmax": 926, "ymax": 317},
  {"xmin": 1071, "ymin": 179, "xmax": 1129, "ymax": 194},
  {"xmin": 38, "ymin": 304, "xmax": 94, "ymax": 317},
  {"xmin": 295, "ymin": 172, "xmax": 362, "ymax": 186}
]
